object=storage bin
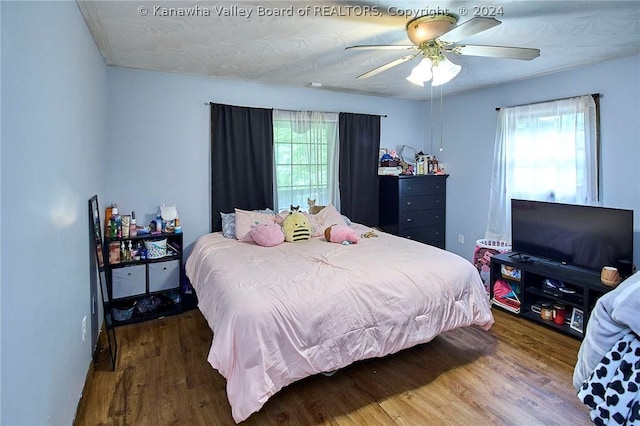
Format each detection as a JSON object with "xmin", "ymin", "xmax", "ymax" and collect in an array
[
  {"xmin": 148, "ymin": 260, "xmax": 180, "ymax": 292},
  {"xmin": 112, "ymin": 264, "xmax": 146, "ymax": 299},
  {"xmin": 112, "ymin": 301, "xmax": 135, "ymax": 321},
  {"xmin": 144, "ymin": 239, "xmax": 167, "ymax": 259}
]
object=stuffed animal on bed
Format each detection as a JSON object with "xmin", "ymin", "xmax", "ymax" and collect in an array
[
  {"xmin": 250, "ymin": 222, "xmax": 285, "ymax": 247},
  {"xmin": 324, "ymin": 225, "xmax": 359, "ymax": 244},
  {"xmin": 282, "ymin": 211, "xmax": 311, "ymax": 242}
]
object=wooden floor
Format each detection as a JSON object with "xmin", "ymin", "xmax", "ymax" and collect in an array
[{"xmin": 75, "ymin": 308, "xmax": 592, "ymax": 425}]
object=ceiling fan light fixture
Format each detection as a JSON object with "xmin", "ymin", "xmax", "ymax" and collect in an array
[
  {"xmin": 432, "ymin": 56, "xmax": 461, "ymax": 86},
  {"xmin": 406, "ymin": 58, "xmax": 433, "ymax": 86},
  {"xmin": 406, "ymin": 14, "xmax": 458, "ymax": 45}
]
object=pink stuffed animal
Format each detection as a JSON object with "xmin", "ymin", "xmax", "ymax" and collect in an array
[
  {"xmin": 250, "ymin": 222, "xmax": 285, "ymax": 247},
  {"xmin": 324, "ymin": 225, "xmax": 359, "ymax": 244}
]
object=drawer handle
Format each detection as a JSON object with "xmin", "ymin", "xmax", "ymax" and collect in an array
[
  {"xmin": 407, "ymin": 186, "xmax": 412, "ymax": 190},
  {"xmin": 127, "ymin": 272, "xmax": 132, "ymax": 276},
  {"xmin": 406, "ymin": 218, "xmax": 412, "ymax": 222},
  {"xmin": 435, "ymin": 199, "xmax": 440, "ymax": 203},
  {"xmin": 406, "ymin": 201, "xmax": 412, "ymax": 205}
]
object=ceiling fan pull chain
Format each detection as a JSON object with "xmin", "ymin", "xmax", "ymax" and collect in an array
[
  {"xmin": 430, "ymin": 84, "xmax": 434, "ymax": 155},
  {"xmin": 440, "ymin": 85, "xmax": 444, "ymax": 152}
]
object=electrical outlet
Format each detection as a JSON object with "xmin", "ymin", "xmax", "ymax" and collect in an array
[
  {"xmin": 458, "ymin": 233, "xmax": 465, "ymax": 244},
  {"xmin": 82, "ymin": 316, "xmax": 87, "ymax": 342}
]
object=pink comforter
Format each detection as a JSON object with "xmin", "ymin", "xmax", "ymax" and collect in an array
[{"xmin": 186, "ymin": 224, "xmax": 494, "ymax": 423}]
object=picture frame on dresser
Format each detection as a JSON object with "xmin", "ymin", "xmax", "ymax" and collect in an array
[{"xmin": 570, "ymin": 308, "xmax": 584, "ymax": 333}]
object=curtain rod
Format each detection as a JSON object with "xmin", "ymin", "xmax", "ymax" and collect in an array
[
  {"xmin": 204, "ymin": 102, "xmax": 387, "ymax": 117},
  {"xmin": 495, "ymin": 93, "xmax": 601, "ymax": 111}
]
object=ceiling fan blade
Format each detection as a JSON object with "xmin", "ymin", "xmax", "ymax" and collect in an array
[
  {"xmin": 449, "ymin": 45, "xmax": 540, "ymax": 60},
  {"xmin": 356, "ymin": 54, "xmax": 419, "ymax": 79},
  {"xmin": 438, "ymin": 17, "xmax": 501, "ymax": 44},
  {"xmin": 346, "ymin": 45, "xmax": 418, "ymax": 51}
]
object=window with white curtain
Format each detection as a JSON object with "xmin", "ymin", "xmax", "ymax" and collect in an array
[
  {"xmin": 272, "ymin": 110, "xmax": 340, "ymax": 212},
  {"xmin": 485, "ymin": 95, "xmax": 599, "ymax": 243}
]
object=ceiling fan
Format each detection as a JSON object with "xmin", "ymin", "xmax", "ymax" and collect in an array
[{"xmin": 346, "ymin": 13, "xmax": 540, "ymax": 86}]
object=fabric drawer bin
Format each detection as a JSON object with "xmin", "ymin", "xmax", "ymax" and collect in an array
[
  {"xmin": 148, "ymin": 260, "xmax": 180, "ymax": 292},
  {"xmin": 112, "ymin": 265, "xmax": 146, "ymax": 299}
]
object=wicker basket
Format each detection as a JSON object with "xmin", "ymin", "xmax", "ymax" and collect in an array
[{"xmin": 600, "ymin": 266, "xmax": 621, "ymax": 287}]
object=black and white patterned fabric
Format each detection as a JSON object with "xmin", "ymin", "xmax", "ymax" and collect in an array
[{"xmin": 578, "ymin": 332, "xmax": 640, "ymax": 425}]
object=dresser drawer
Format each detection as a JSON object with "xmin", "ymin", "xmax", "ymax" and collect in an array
[
  {"xmin": 400, "ymin": 209, "xmax": 445, "ymax": 229},
  {"xmin": 401, "ymin": 225, "xmax": 445, "ymax": 247},
  {"xmin": 148, "ymin": 260, "xmax": 180, "ymax": 292},
  {"xmin": 112, "ymin": 264, "xmax": 146, "ymax": 299},
  {"xmin": 399, "ymin": 178, "xmax": 446, "ymax": 196},
  {"xmin": 400, "ymin": 194, "xmax": 445, "ymax": 211}
]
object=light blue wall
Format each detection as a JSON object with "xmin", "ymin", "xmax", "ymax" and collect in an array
[
  {"xmin": 1, "ymin": 2, "xmax": 638, "ymax": 424},
  {"xmin": 436, "ymin": 55, "xmax": 640, "ymax": 263},
  {"xmin": 106, "ymin": 67, "xmax": 428, "ymax": 249},
  {"xmin": 1, "ymin": 1, "xmax": 108, "ymax": 424}
]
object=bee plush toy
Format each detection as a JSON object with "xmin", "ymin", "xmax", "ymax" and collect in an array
[{"xmin": 282, "ymin": 210, "xmax": 311, "ymax": 242}]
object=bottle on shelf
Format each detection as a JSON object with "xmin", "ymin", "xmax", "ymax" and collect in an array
[
  {"xmin": 127, "ymin": 241, "xmax": 133, "ymax": 261},
  {"xmin": 130, "ymin": 211, "xmax": 137, "ymax": 237},
  {"xmin": 105, "ymin": 205, "xmax": 113, "ymax": 237},
  {"xmin": 110, "ymin": 205, "xmax": 121, "ymax": 238}
]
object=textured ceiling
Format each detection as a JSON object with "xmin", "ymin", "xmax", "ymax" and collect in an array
[{"xmin": 77, "ymin": 0, "xmax": 640, "ymax": 100}]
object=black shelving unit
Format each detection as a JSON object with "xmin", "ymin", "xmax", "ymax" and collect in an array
[
  {"xmin": 490, "ymin": 252, "xmax": 613, "ymax": 339},
  {"xmin": 104, "ymin": 231, "xmax": 189, "ymax": 327}
]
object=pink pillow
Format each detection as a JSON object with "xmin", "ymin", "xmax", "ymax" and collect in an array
[
  {"xmin": 250, "ymin": 223, "xmax": 285, "ymax": 247},
  {"xmin": 235, "ymin": 208, "xmax": 276, "ymax": 241},
  {"xmin": 314, "ymin": 204, "xmax": 347, "ymax": 230}
]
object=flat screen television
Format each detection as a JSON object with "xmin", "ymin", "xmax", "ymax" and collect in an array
[{"xmin": 511, "ymin": 199, "xmax": 634, "ymax": 277}]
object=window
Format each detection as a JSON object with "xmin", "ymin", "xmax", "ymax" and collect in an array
[
  {"xmin": 272, "ymin": 110, "xmax": 339, "ymax": 212},
  {"xmin": 485, "ymin": 95, "xmax": 599, "ymax": 242}
]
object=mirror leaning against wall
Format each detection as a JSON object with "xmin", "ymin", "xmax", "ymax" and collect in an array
[{"xmin": 89, "ymin": 195, "xmax": 117, "ymax": 370}]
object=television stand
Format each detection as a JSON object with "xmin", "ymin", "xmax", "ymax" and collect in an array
[
  {"xmin": 490, "ymin": 252, "xmax": 613, "ymax": 339},
  {"xmin": 509, "ymin": 252, "xmax": 534, "ymax": 263}
]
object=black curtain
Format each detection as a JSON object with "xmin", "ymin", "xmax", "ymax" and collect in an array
[
  {"xmin": 338, "ymin": 113, "xmax": 381, "ymax": 227},
  {"xmin": 210, "ymin": 103, "xmax": 274, "ymax": 231}
]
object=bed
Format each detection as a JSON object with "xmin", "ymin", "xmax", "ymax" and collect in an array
[{"xmin": 186, "ymin": 221, "xmax": 494, "ymax": 423}]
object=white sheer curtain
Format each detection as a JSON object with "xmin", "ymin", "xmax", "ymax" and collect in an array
[
  {"xmin": 485, "ymin": 95, "xmax": 598, "ymax": 243},
  {"xmin": 272, "ymin": 110, "xmax": 340, "ymax": 212}
]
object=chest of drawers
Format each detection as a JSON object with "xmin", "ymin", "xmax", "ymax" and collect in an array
[{"xmin": 378, "ymin": 175, "xmax": 448, "ymax": 248}]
